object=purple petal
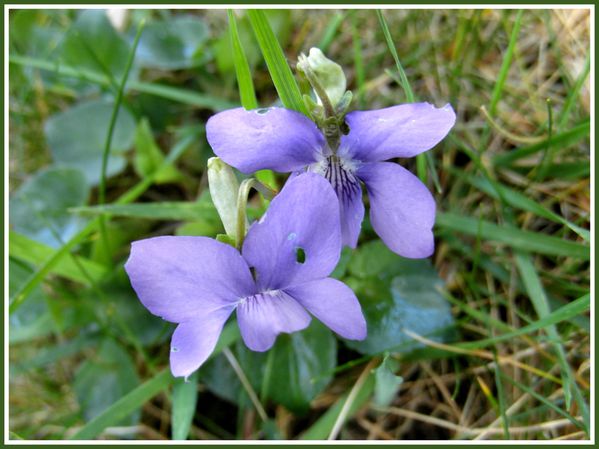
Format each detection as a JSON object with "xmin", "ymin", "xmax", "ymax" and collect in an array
[
  {"xmin": 206, "ymin": 107, "xmax": 324, "ymax": 173},
  {"xmin": 286, "ymin": 278, "xmax": 366, "ymax": 340},
  {"xmin": 335, "ymin": 172, "xmax": 364, "ymax": 248},
  {"xmin": 125, "ymin": 236, "xmax": 255, "ymax": 323},
  {"xmin": 242, "ymin": 172, "xmax": 341, "ymax": 290},
  {"xmin": 170, "ymin": 305, "xmax": 235, "ymax": 379},
  {"xmin": 358, "ymin": 162, "xmax": 435, "ymax": 258},
  {"xmin": 341, "ymin": 102, "xmax": 456, "ymax": 162},
  {"xmin": 237, "ymin": 290, "xmax": 311, "ymax": 351}
]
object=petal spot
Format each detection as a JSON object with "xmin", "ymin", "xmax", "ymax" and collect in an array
[
  {"xmin": 171, "ymin": 346, "xmax": 179, "ymax": 353},
  {"xmin": 295, "ymin": 247, "xmax": 306, "ymax": 264},
  {"xmin": 255, "ymin": 108, "xmax": 271, "ymax": 115},
  {"xmin": 287, "ymin": 232, "xmax": 297, "ymax": 241}
]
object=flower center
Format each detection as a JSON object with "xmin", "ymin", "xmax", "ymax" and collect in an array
[
  {"xmin": 309, "ymin": 155, "xmax": 361, "ymax": 204},
  {"xmin": 238, "ymin": 289, "xmax": 281, "ymax": 306}
]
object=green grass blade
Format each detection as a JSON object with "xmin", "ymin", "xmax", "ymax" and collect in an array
[
  {"xmin": 171, "ymin": 373, "xmax": 199, "ymax": 440},
  {"xmin": 557, "ymin": 51, "xmax": 590, "ymax": 131},
  {"xmin": 351, "ymin": 13, "xmax": 365, "ymax": 109},
  {"xmin": 70, "ymin": 369, "xmax": 172, "ymax": 440},
  {"xmin": 97, "ymin": 20, "xmax": 145, "ymax": 258},
  {"xmin": 247, "ymin": 10, "xmax": 308, "ymax": 115},
  {"xmin": 489, "ymin": 10, "xmax": 523, "ymax": 116},
  {"xmin": 71, "ymin": 202, "xmax": 218, "ymax": 221},
  {"xmin": 436, "ymin": 212, "xmax": 589, "ymax": 260},
  {"xmin": 228, "ymin": 10, "xmax": 258, "ymax": 110},
  {"xmin": 514, "ymin": 253, "xmax": 584, "ymax": 419},
  {"xmin": 492, "ymin": 119, "xmax": 589, "ymax": 167},
  {"xmin": 9, "ymin": 54, "xmax": 236, "ymax": 110},
  {"xmin": 9, "ymin": 231, "xmax": 107, "ymax": 285},
  {"xmin": 318, "ymin": 12, "xmax": 345, "ymax": 53},
  {"xmin": 69, "ymin": 323, "xmax": 240, "ymax": 440},
  {"xmin": 453, "ymin": 170, "xmax": 590, "ymax": 241},
  {"xmin": 300, "ymin": 371, "xmax": 375, "ymax": 439}
]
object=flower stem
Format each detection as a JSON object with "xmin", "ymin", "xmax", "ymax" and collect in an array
[{"xmin": 236, "ymin": 178, "xmax": 277, "ymax": 249}]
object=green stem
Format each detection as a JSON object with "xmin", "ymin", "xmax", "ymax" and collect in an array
[
  {"xmin": 236, "ymin": 179, "xmax": 276, "ymax": 249},
  {"xmin": 97, "ymin": 20, "xmax": 145, "ymax": 257}
]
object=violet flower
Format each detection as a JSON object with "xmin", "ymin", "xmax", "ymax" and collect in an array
[
  {"xmin": 206, "ymin": 103, "xmax": 456, "ymax": 258},
  {"xmin": 125, "ymin": 173, "xmax": 366, "ymax": 379}
]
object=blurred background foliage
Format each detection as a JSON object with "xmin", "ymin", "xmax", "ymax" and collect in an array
[{"xmin": 8, "ymin": 8, "xmax": 590, "ymax": 440}]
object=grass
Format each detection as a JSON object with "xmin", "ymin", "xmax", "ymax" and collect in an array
[{"xmin": 8, "ymin": 8, "xmax": 591, "ymax": 441}]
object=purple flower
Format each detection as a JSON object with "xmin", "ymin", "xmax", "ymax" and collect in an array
[
  {"xmin": 206, "ymin": 103, "xmax": 456, "ymax": 258},
  {"xmin": 125, "ymin": 173, "xmax": 366, "ymax": 379}
]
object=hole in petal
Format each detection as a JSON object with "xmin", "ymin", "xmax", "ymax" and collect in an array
[
  {"xmin": 255, "ymin": 108, "xmax": 270, "ymax": 115},
  {"xmin": 295, "ymin": 247, "xmax": 306, "ymax": 264},
  {"xmin": 171, "ymin": 346, "xmax": 179, "ymax": 352},
  {"xmin": 250, "ymin": 266, "xmax": 258, "ymax": 282}
]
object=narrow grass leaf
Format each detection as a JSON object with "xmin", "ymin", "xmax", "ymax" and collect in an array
[
  {"xmin": 436, "ymin": 212, "xmax": 589, "ymax": 260},
  {"xmin": 69, "ymin": 322, "xmax": 240, "ymax": 440},
  {"xmin": 454, "ymin": 170, "xmax": 590, "ymax": 241},
  {"xmin": 71, "ymin": 202, "xmax": 218, "ymax": 222},
  {"xmin": 301, "ymin": 371, "xmax": 375, "ymax": 439},
  {"xmin": 9, "ymin": 54, "xmax": 236, "ymax": 110},
  {"xmin": 171, "ymin": 373, "xmax": 199, "ymax": 440},
  {"xmin": 9, "ymin": 231, "xmax": 106, "ymax": 285},
  {"xmin": 489, "ymin": 10, "xmax": 523, "ymax": 115},
  {"xmin": 492, "ymin": 119, "xmax": 589, "ymax": 166},
  {"xmin": 514, "ymin": 253, "xmax": 580, "ymax": 414},
  {"xmin": 228, "ymin": 10, "xmax": 258, "ymax": 110},
  {"xmin": 247, "ymin": 10, "xmax": 308, "ymax": 115}
]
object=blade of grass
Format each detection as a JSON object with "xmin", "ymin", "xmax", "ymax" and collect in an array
[
  {"xmin": 351, "ymin": 12, "xmax": 365, "ymax": 109},
  {"xmin": 436, "ymin": 212, "xmax": 589, "ymax": 260},
  {"xmin": 514, "ymin": 252, "xmax": 587, "ymax": 423},
  {"xmin": 318, "ymin": 12, "xmax": 345, "ymax": 53},
  {"xmin": 70, "ymin": 322, "xmax": 240, "ymax": 440},
  {"xmin": 492, "ymin": 119, "xmax": 589, "ymax": 167},
  {"xmin": 247, "ymin": 10, "xmax": 308, "ymax": 116},
  {"xmin": 171, "ymin": 373, "xmax": 199, "ymax": 440},
  {"xmin": 449, "ymin": 168, "xmax": 590, "ymax": 241},
  {"xmin": 97, "ymin": 20, "xmax": 145, "ymax": 259},
  {"xmin": 71, "ymin": 202, "xmax": 218, "ymax": 221},
  {"xmin": 488, "ymin": 10, "xmax": 523, "ymax": 116},
  {"xmin": 9, "ymin": 232, "xmax": 106, "ymax": 285},
  {"xmin": 557, "ymin": 51, "xmax": 590, "ymax": 131},
  {"xmin": 301, "ymin": 366, "xmax": 375, "ymax": 440},
  {"xmin": 9, "ymin": 54, "xmax": 236, "ymax": 111},
  {"xmin": 228, "ymin": 10, "xmax": 258, "ymax": 110}
]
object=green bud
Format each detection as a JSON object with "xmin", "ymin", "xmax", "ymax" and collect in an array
[
  {"xmin": 207, "ymin": 157, "xmax": 247, "ymax": 240},
  {"xmin": 298, "ymin": 47, "xmax": 347, "ymax": 108}
]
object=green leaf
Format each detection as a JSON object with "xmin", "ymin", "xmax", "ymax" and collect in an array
[
  {"xmin": 266, "ymin": 321, "xmax": 336, "ymax": 413},
  {"xmin": 45, "ymin": 98, "xmax": 136, "ymax": 185},
  {"xmin": 346, "ymin": 242, "xmax": 454, "ymax": 355},
  {"xmin": 59, "ymin": 10, "xmax": 131, "ymax": 82},
  {"xmin": 73, "ymin": 338, "xmax": 141, "ymax": 427},
  {"xmin": 133, "ymin": 118, "xmax": 183, "ymax": 183},
  {"xmin": 202, "ymin": 321, "xmax": 336, "ymax": 414},
  {"xmin": 136, "ymin": 16, "xmax": 209, "ymax": 70},
  {"xmin": 9, "ymin": 10, "xmax": 63, "ymax": 59},
  {"xmin": 9, "ymin": 231, "xmax": 107, "ymax": 286},
  {"xmin": 247, "ymin": 9, "xmax": 308, "ymax": 116},
  {"xmin": 373, "ymin": 355, "xmax": 403, "ymax": 407},
  {"xmin": 436, "ymin": 212, "xmax": 590, "ymax": 260},
  {"xmin": 9, "ymin": 167, "xmax": 89, "ymax": 248},
  {"xmin": 171, "ymin": 373, "xmax": 199, "ymax": 440}
]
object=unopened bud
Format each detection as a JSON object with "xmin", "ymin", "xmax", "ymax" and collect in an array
[
  {"xmin": 207, "ymin": 157, "xmax": 247, "ymax": 239},
  {"xmin": 298, "ymin": 47, "xmax": 347, "ymax": 108}
]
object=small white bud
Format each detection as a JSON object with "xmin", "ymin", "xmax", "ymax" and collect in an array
[{"xmin": 207, "ymin": 158, "xmax": 247, "ymax": 239}]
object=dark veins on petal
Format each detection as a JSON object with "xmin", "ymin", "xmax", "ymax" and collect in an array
[{"xmin": 324, "ymin": 156, "xmax": 361, "ymax": 206}]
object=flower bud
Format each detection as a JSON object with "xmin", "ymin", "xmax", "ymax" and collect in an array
[
  {"xmin": 298, "ymin": 47, "xmax": 347, "ymax": 108},
  {"xmin": 207, "ymin": 157, "xmax": 247, "ymax": 239}
]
